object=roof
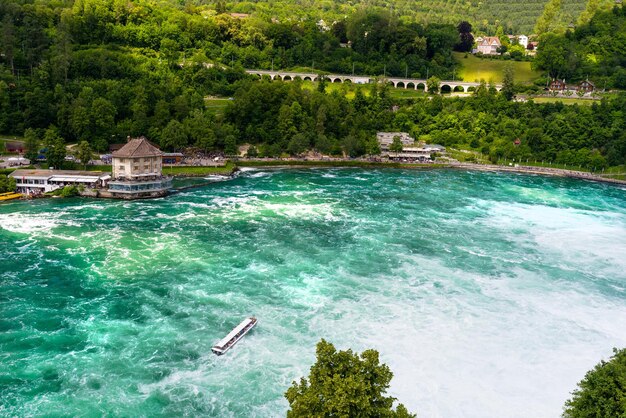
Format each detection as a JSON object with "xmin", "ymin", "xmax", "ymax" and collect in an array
[
  {"xmin": 479, "ymin": 36, "xmax": 501, "ymax": 46},
  {"xmin": 112, "ymin": 137, "xmax": 162, "ymax": 158},
  {"xmin": 9, "ymin": 169, "xmax": 109, "ymax": 179},
  {"xmin": 214, "ymin": 318, "xmax": 255, "ymax": 349}
]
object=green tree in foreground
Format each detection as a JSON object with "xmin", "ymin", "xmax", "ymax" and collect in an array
[
  {"xmin": 285, "ymin": 339, "xmax": 415, "ymax": 418},
  {"xmin": 563, "ymin": 347, "xmax": 626, "ymax": 418}
]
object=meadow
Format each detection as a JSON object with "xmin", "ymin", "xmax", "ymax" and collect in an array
[{"xmin": 454, "ymin": 52, "xmax": 540, "ymax": 84}]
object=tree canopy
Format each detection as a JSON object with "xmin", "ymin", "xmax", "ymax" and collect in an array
[
  {"xmin": 563, "ymin": 347, "xmax": 626, "ymax": 418},
  {"xmin": 285, "ymin": 339, "xmax": 415, "ymax": 417}
]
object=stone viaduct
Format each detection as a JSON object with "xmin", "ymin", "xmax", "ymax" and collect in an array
[{"xmin": 245, "ymin": 70, "xmax": 501, "ymax": 93}]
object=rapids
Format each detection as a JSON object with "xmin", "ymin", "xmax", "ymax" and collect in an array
[{"xmin": 1, "ymin": 168, "xmax": 625, "ymax": 417}]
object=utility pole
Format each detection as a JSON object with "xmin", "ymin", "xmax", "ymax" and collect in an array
[
  {"xmin": 271, "ymin": 58, "xmax": 274, "ymax": 71},
  {"xmin": 426, "ymin": 67, "xmax": 429, "ymax": 79},
  {"xmin": 405, "ymin": 64, "xmax": 408, "ymax": 78},
  {"xmin": 384, "ymin": 65, "xmax": 386, "ymax": 77}
]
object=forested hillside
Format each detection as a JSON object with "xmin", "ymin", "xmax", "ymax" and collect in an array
[
  {"xmin": 228, "ymin": 0, "xmax": 588, "ymax": 34},
  {"xmin": 534, "ymin": 5, "xmax": 626, "ymax": 86},
  {"xmin": 0, "ymin": 0, "xmax": 624, "ymax": 170}
]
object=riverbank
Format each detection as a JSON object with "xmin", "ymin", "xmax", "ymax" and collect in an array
[
  {"xmin": 450, "ymin": 162, "xmax": 626, "ymax": 186},
  {"xmin": 235, "ymin": 159, "xmax": 626, "ymax": 187}
]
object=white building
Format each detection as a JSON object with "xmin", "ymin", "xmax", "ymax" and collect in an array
[
  {"xmin": 377, "ymin": 132, "xmax": 415, "ymax": 150},
  {"xmin": 517, "ymin": 35, "xmax": 528, "ymax": 48},
  {"xmin": 385, "ymin": 144, "xmax": 446, "ymax": 161},
  {"xmin": 9, "ymin": 169, "xmax": 110, "ymax": 194}
]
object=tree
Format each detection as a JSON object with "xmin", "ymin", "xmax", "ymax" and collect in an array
[
  {"xmin": 563, "ymin": 348, "xmax": 626, "ymax": 418},
  {"xmin": 24, "ymin": 128, "xmax": 40, "ymax": 163},
  {"xmin": 535, "ymin": 0, "xmax": 563, "ymax": 35},
  {"xmin": 455, "ymin": 21, "xmax": 474, "ymax": 52},
  {"xmin": 76, "ymin": 140, "xmax": 92, "ymax": 169},
  {"xmin": 501, "ymin": 65, "xmax": 515, "ymax": 101},
  {"xmin": 246, "ymin": 145, "xmax": 258, "ymax": 157},
  {"xmin": 0, "ymin": 175, "xmax": 16, "ymax": 193},
  {"xmin": 390, "ymin": 135, "xmax": 404, "ymax": 152},
  {"xmin": 161, "ymin": 120, "xmax": 188, "ymax": 150},
  {"xmin": 317, "ymin": 75, "xmax": 327, "ymax": 93},
  {"xmin": 427, "ymin": 76, "xmax": 441, "ymax": 94},
  {"xmin": 43, "ymin": 126, "xmax": 66, "ymax": 169},
  {"xmin": 285, "ymin": 339, "xmax": 415, "ymax": 418},
  {"xmin": 533, "ymin": 33, "xmax": 571, "ymax": 78}
]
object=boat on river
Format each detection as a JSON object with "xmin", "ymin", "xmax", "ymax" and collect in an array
[{"xmin": 211, "ymin": 317, "xmax": 257, "ymax": 355}]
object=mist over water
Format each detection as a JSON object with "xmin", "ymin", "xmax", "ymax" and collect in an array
[{"xmin": 1, "ymin": 168, "xmax": 625, "ymax": 417}]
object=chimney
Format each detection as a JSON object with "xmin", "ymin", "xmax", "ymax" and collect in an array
[{"xmin": 127, "ymin": 135, "xmax": 131, "ymax": 143}]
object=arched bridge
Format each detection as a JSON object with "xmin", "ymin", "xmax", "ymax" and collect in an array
[{"xmin": 245, "ymin": 70, "xmax": 501, "ymax": 92}]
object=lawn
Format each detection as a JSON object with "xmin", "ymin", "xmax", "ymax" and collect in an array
[
  {"xmin": 453, "ymin": 52, "xmax": 540, "ymax": 84},
  {"xmin": 87, "ymin": 163, "xmax": 235, "ymax": 176},
  {"xmin": 204, "ymin": 98, "xmax": 231, "ymax": 115},
  {"xmin": 300, "ymin": 80, "xmax": 433, "ymax": 100},
  {"xmin": 530, "ymin": 97, "xmax": 596, "ymax": 105},
  {"xmin": 162, "ymin": 163, "xmax": 235, "ymax": 176}
]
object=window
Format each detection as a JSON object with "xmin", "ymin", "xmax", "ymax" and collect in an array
[{"xmin": 119, "ymin": 166, "xmax": 125, "ymax": 171}]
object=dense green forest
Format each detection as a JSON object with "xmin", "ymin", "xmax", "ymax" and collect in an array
[
  {"xmin": 534, "ymin": 5, "xmax": 626, "ymax": 87},
  {"xmin": 227, "ymin": 79, "xmax": 625, "ymax": 168},
  {"xmin": 0, "ymin": 0, "xmax": 625, "ymax": 170},
  {"xmin": 226, "ymin": 0, "xmax": 589, "ymax": 34}
]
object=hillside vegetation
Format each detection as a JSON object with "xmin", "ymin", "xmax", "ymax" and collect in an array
[
  {"xmin": 0, "ymin": 0, "xmax": 624, "ymax": 172},
  {"xmin": 229, "ymin": 0, "xmax": 588, "ymax": 34}
]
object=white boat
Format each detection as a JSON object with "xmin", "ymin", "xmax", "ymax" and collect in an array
[{"xmin": 211, "ymin": 317, "xmax": 257, "ymax": 355}]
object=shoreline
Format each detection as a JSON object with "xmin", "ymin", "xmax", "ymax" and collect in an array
[{"xmin": 235, "ymin": 159, "xmax": 626, "ymax": 187}]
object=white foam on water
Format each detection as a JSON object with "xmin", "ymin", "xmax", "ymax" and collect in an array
[
  {"xmin": 484, "ymin": 202, "xmax": 626, "ymax": 276},
  {"xmin": 0, "ymin": 212, "xmax": 79, "ymax": 235},
  {"xmin": 296, "ymin": 255, "xmax": 626, "ymax": 418}
]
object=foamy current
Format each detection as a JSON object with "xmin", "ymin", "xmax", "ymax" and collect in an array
[{"xmin": 1, "ymin": 168, "xmax": 625, "ymax": 417}]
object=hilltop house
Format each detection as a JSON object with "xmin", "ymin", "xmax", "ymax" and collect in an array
[
  {"xmin": 476, "ymin": 36, "xmax": 501, "ymax": 55},
  {"xmin": 107, "ymin": 136, "xmax": 172, "ymax": 199}
]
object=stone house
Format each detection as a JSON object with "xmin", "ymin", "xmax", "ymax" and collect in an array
[{"xmin": 108, "ymin": 136, "xmax": 172, "ymax": 199}]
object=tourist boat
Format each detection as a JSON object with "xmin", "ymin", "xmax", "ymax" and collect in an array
[{"xmin": 211, "ymin": 317, "xmax": 257, "ymax": 355}]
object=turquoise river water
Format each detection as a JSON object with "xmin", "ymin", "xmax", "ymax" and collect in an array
[{"xmin": 1, "ymin": 168, "xmax": 626, "ymax": 417}]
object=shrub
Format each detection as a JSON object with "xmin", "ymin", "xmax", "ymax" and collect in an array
[{"xmin": 563, "ymin": 348, "xmax": 626, "ymax": 418}]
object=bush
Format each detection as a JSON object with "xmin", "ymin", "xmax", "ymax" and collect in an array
[
  {"xmin": 51, "ymin": 185, "xmax": 81, "ymax": 197},
  {"xmin": 563, "ymin": 348, "xmax": 626, "ymax": 418}
]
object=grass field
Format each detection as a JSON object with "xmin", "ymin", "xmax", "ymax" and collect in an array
[
  {"xmin": 204, "ymin": 98, "xmax": 231, "ymax": 115},
  {"xmin": 163, "ymin": 163, "xmax": 235, "ymax": 176},
  {"xmin": 87, "ymin": 163, "xmax": 235, "ymax": 176},
  {"xmin": 453, "ymin": 52, "xmax": 540, "ymax": 84},
  {"xmin": 530, "ymin": 97, "xmax": 596, "ymax": 105}
]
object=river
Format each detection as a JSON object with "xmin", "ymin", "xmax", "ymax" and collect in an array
[{"xmin": 1, "ymin": 168, "xmax": 625, "ymax": 417}]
